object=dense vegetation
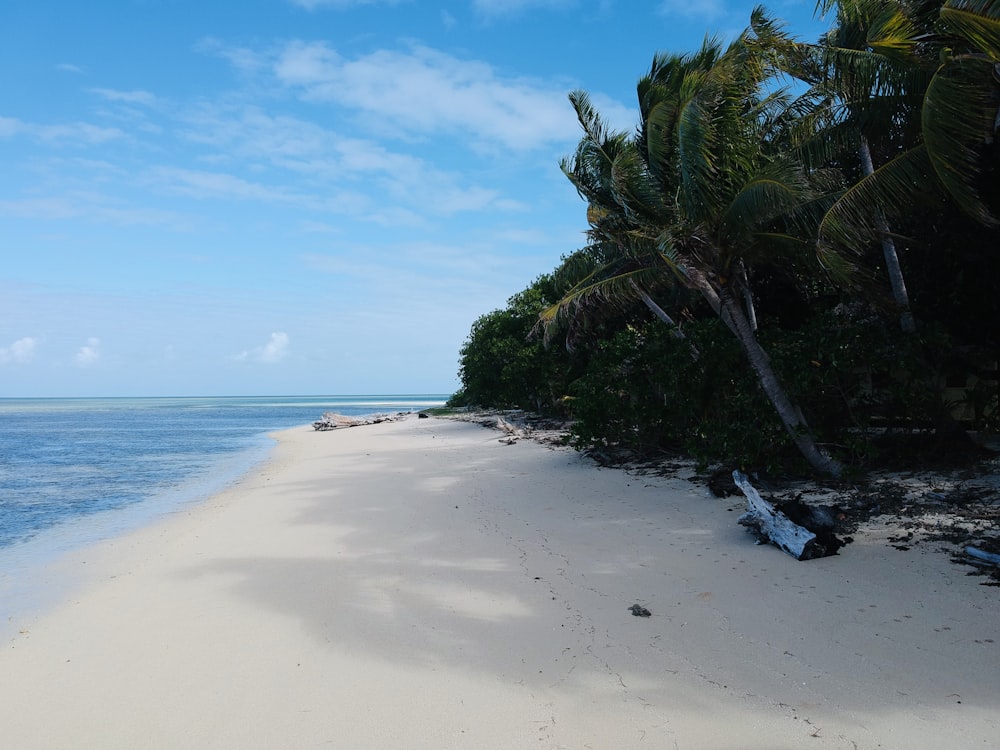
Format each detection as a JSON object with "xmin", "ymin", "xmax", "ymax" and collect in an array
[{"xmin": 452, "ymin": 0, "xmax": 1000, "ymax": 476}]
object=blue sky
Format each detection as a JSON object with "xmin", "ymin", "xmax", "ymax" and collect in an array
[{"xmin": 1, "ymin": 0, "xmax": 830, "ymax": 397}]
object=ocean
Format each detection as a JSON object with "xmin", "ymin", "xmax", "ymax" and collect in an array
[{"xmin": 0, "ymin": 395, "xmax": 446, "ymax": 628}]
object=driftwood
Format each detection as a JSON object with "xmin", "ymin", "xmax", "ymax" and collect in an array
[
  {"xmin": 965, "ymin": 546, "xmax": 1000, "ymax": 568},
  {"xmin": 496, "ymin": 417, "xmax": 528, "ymax": 445},
  {"xmin": 313, "ymin": 412, "xmax": 407, "ymax": 431},
  {"xmin": 733, "ymin": 471, "xmax": 843, "ymax": 561}
]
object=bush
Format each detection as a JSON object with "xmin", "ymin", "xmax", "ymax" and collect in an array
[
  {"xmin": 456, "ymin": 276, "xmax": 575, "ymax": 413},
  {"xmin": 566, "ymin": 319, "xmax": 786, "ymax": 469},
  {"xmin": 565, "ymin": 309, "xmax": 961, "ymax": 471}
]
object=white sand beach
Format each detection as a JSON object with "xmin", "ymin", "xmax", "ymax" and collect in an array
[{"xmin": 1, "ymin": 415, "xmax": 998, "ymax": 749}]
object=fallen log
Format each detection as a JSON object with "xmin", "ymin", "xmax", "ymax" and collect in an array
[
  {"xmin": 965, "ymin": 546, "xmax": 1000, "ymax": 568},
  {"xmin": 733, "ymin": 471, "xmax": 843, "ymax": 561}
]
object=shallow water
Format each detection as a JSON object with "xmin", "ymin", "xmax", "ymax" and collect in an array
[{"xmin": 0, "ymin": 395, "xmax": 445, "ymax": 630}]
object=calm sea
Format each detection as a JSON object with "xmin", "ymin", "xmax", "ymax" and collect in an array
[{"xmin": 0, "ymin": 395, "xmax": 445, "ymax": 628}]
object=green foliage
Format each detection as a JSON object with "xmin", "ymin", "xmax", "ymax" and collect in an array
[
  {"xmin": 452, "ymin": 0, "xmax": 1000, "ymax": 475},
  {"xmin": 565, "ymin": 320, "xmax": 787, "ymax": 470},
  {"xmin": 760, "ymin": 308, "xmax": 945, "ymax": 463},
  {"xmin": 563, "ymin": 307, "xmax": 979, "ymax": 471},
  {"xmin": 455, "ymin": 276, "xmax": 575, "ymax": 413}
]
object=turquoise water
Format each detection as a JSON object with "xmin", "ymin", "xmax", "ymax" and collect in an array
[
  {"xmin": 0, "ymin": 395, "xmax": 447, "ymax": 633},
  {"xmin": 0, "ymin": 395, "xmax": 446, "ymax": 551}
]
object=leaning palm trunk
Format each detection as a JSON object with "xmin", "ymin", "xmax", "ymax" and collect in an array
[
  {"xmin": 859, "ymin": 139, "xmax": 917, "ymax": 333},
  {"xmin": 630, "ymin": 280, "xmax": 686, "ymax": 338},
  {"xmin": 712, "ymin": 284, "xmax": 843, "ymax": 478},
  {"xmin": 682, "ymin": 270, "xmax": 841, "ymax": 476}
]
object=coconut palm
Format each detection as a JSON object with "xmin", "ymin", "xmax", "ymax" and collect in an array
[
  {"xmin": 799, "ymin": 0, "xmax": 926, "ymax": 331},
  {"xmin": 797, "ymin": 0, "xmax": 999, "ymax": 295},
  {"xmin": 545, "ymin": 14, "xmax": 844, "ymax": 477}
]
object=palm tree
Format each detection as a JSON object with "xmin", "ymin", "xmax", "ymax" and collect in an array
[
  {"xmin": 545, "ymin": 14, "xmax": 844, "ymax": 477},
  {"xmin": 759, "ymin": 0, "xmax": 998, "ymax": 438},
  {"xmin": 798, "ymin": 0, "xmax": 999, "ymax": 292},
  {"xmin": 807, "ymin": 0, "xmax": 925, "ymax": 332}
]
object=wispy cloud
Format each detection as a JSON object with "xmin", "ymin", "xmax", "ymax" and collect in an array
[
  {"xmin": 180, "ymin": 105, "xmax": 335, "ymax": 160},
  {"xmin": 0, "ymin": 194, "xmax": 192, "ymax": 228},
  {"xmin": 197, "ymin": 37, "xmax": 268, "ymax": 74},
  {"xmin": 90, "ymin": 88, "xmax": 158, "ymax": 106},
  {"xmin": 75, "ymin": 337, "xmax": 101, "ymax": 367},
  {"xmin": 0, "ymin": 115, "xmax": 125, "ymax": 145},
  {"xmin": 234, "ymin": 332, "xmax": 289, "ymax": 363},
  {"xmin": 271, "ymin": 41, "xmax": 577, "ymax": 151},
  {"xmin": 147, "ymin": 166, "xmax": 299, "ymax": 203},
  {"xmin": 55, "ymin": 63, "xmax": 85, "ymax": 74},
  {"xmin": 42, "ymin": 122, "xmax": 125, "ymax": 144},
  {"xmin": 170, "ymin": 107, "xmax": 512, "ymax": 218},
  {"xmin": 0, "ymin": 337, "xmax": 38, "ymax": 364}
]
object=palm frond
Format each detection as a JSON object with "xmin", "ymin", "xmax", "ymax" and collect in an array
[
  {"xmin": 941, "ymin": 0, "xmax": 1000, "ymax": 60},
  {"xmin": 539, "ymin": 261, "xmax": 685, "ymax": 344},
  {"xmin": 922, "ymin": 54, "xmax": 999, "ymax": 223},
  {"xmin": 642, "ymin": 95, "xmax": 682, "ymax": 187},
  {"xmin": 720, "ymin": 173, "xmax": 807, "ymax": 240},
  {"xmin": 817, "ymin": 144, "xmax": 939, "ymax": 277}
]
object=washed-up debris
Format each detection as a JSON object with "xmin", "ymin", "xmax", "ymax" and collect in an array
[
  {"xmin": 312, "ymin": 412, "xmax": 408, "ymax": 431},
  {"xmin": 966, "ymin": 546, "xmax": 1000, "ymax": 567},
  {"xmin": 734, "ymin": 471, "xmax": 844, "ymax": 560}
]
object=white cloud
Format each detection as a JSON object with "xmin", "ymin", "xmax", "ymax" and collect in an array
[
  {"xmin": 75, "ymin": 337, "xmax": 101, "ymax": 367},
  {"xmin": 197, "ymin": 37, "xmax": 268, "ymax": 74},
  {"xmin": 0, "ymin": 337, "xmax": 38, "ymax": 364},
  {"xmin": 234, "ymin": 332, "xmax": 289, "ymax": 364},
  {"xmin": 272, "ymin": 41, "xmax": 578, "ymax": 151},
  {"xmin": 147, "ymin": 166, "xmax": 299, "ymax": 203},
  {"xmin": 56, "ymin": 63, "xmax": 85, "ymax": 74},
  {"xmin": 260, "ymin": 332, "xmax": 289, "ymax": 363},
  {"xmin": 40, "ymin": 122, "xmax": 125, "ymax": 144},
  {"xmin": 90, "ymin": 88, "xmax": 158, "ymax": 106},
  {"xmin": 169, "ymin": 108, "xmax": 512, "ymax": 219},
  {"xmin": 0, "ymin": 115, "xmax": 124, "ymax": 145},
  {"xmin": 181, "ymin": 105, "xmax": 334, "ymax": 159}
]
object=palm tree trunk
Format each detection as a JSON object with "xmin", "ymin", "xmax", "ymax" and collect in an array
[
  {"xmin": 860, "ymin": 138, "xmax": 917, "ymax": 334},
  {"xmin": 715, "ymin": 287, "xmax": 843, "ymax": 478},
  {"xmin": 735, "ymin": 261, "xmax": 758, "ymax": 332},
  {"xmin": 630, "ymin": 280, "xmax": 686, "ymax": 339},
  {"xmin": 859, "ymin": 143, "xmax": 969, "ymax": 439}
]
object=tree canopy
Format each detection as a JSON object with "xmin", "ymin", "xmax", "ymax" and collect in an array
[{"xmin": 454, "ymin": 0, "xmax": 1000, "ymax": 475}]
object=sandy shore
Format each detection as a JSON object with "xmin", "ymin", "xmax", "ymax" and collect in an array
[{"xmin": 1, "ymin": 416, "xmax": 998, "ymax": 749}]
